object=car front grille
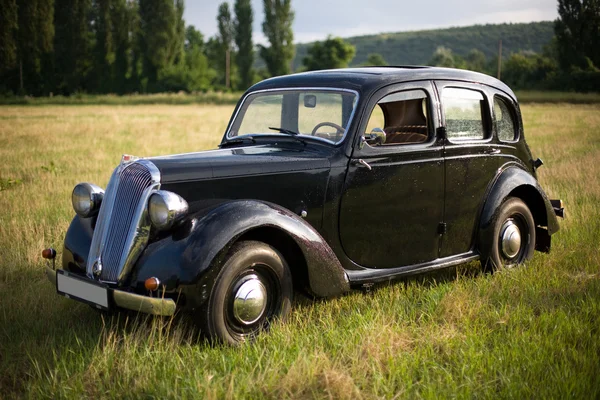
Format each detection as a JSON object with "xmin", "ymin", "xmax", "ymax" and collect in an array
[{"xmin": 86, "ymin": 159, "xmax": 160, "ymax": 284}]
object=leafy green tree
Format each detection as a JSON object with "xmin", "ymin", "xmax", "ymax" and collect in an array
[
  {"xmin": 555, "ymin": 0, "xmax": 600, "ymax": 69},
  {"xmin": 173, "ymin": 0, "xmax": 185, "ymax": 63},
  {"xmin": 185, "ymin": 25, "xmax": 205, "ymax": 52},
  {"xmin": 217, "ymin": 2, "xmax": 234, "ymax": 50},
  {"xmin": 428, "ymin": 46, "xmax": 467, "ymax": 69},
  {"xmin": 215, "ymin": 2, "xmax": 235, "ymax": 88},
  {"xmin": 92, "ymin": 0, "xmax": 115, "ymax": 93},
  {"xmin": 111, "ymin": 0, "xmax": 132, "ymax": 93},
  {"xmin": 159, "ymin": 25, "xmax": 215, "ymax": 92},
  {"xmin": 205, "ymin": 36, "xmax": 221, "ymax": 73},
  {"xmin": 0, "ymin": 0, "xmax": 18, "ymax": 76},
  {"xmin": 429, "ymin": 46, "xmax": 455, "ymax": 67},
  {"xmin": 127, "ymin": 0, "xmax": 141, "ymax": 90},
  {"xmin": 234, "ymin": 0, "xmax": 255, "ymax": 89},
  {"xmin": 186, "ymin": 26, "xmax": 215, "ymax": 90},
  {"xmin": 17, "ymin": 0, "xmax": 55, "ymax": 94},
  {"xmin": 54, "ymin": 0, "xmax": 92, "ymax": 94},
  {"xmin": 138, "ymin": 0, "xmax": 185, "ymax": 90},
  {"xmin": 302, "ymin": 36, "xmax": 355, "ymax": 71},
  {"xmin": 364, "ymin": 53, "xmax": 388, "ymax": 66},
  {"xmin": 260, "ymin": 0, "xmax": 294, "ymax": 76},
  {"xmin": 502, "ymin": 51, "xmax": 558, "ymax": 89},
  {"xmin": 466, "ymin": 49, "xmax": 486, "ymax": 72}
]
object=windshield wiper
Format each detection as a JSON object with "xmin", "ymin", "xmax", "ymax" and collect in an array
[
  {"xmin": 269, "ymin": 127, "xmax": 299, "ymax": 135},
  {"xmin": 219, "ymin": 136, "xmax": 256, "ymax": 148},
  {"xmin": 268, "ymin": 127, "xmax": 307, "ymax": 145}
]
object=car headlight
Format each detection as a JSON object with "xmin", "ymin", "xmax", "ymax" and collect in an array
[
  {"xmin": 72, "ymin": 183, "xmax": 104, "ymax": 218},
  {"xmin": 148, "ymin": 190, "xmax": 188, "ymax": 231}
]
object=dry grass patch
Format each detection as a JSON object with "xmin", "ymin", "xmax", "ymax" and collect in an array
[
  {"xmin": 359, "ymin": 325, "xmax": 414, "ymax": 366},
  {"xmin": 275, "ymin": 351, "xmax": 363, "ymax": 400},
  {"xmin": 436, "ymin": 284, "xmax": 488, "ymax": 326}
]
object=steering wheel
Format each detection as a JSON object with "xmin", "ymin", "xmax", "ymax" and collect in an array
[{"xmin": 311, "ymin": 122, "xmax": 345, "ymax": 137}]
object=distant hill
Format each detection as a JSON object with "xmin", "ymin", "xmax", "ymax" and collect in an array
[{"xmin": 291, "ymin": 21, "xmax": 555, "ymax": 70}]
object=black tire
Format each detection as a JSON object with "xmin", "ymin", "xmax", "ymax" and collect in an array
[
  {"xmin": 480, "ymin": 197, "xmax": 536, "ymax": 272},
  {"xmin": 197, "ymin": 240, "xmax": 293, "ymax": 344}
]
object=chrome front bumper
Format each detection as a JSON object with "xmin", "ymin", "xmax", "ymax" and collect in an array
[{"xmin": 46, "ymin": 267, "xmax": 176, "ymax": 316}]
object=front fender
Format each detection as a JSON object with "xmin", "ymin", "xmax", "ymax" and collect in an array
[
  {"xmin": 62, "ymin": 215, "xmax": 94, "ymax": 274},
  {"xmin": 131, "ymin": 200, "xmax": 349, "ymax": 299},
  {"xmin": 479, "ymin": 166, "xmax": 560, "ymax": 256}
]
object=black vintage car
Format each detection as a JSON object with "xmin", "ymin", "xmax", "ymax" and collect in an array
[{"xmin": 43, "ymin": 67, "xmax": 563, "ymax": 344}]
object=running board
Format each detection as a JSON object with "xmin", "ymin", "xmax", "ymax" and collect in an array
[{"xmin": 346, "ymin": 252, "xmax": 480, "ymax": 285}]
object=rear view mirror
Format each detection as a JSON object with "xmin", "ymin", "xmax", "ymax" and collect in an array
[{"xmin": 304, "ymin": 95, "xmax": 317, "ymax": 108}]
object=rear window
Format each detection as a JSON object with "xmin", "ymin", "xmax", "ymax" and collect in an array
[{"xmin": 494, "ymin": 96, "xmax": 518, "ymax": 142}]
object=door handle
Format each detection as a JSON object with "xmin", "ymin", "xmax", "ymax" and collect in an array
[
  {"xmin": 485, "ymin": 148, "xmax": 501, "ymax": 155},
  {"xmin": 353, "ymin": 159, "xmax": 372, "ymax": 171}
]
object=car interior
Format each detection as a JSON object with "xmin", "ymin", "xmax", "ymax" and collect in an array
[{"xmin": 366, "ymin": 90, "xmax": 429, "ymax": 146}]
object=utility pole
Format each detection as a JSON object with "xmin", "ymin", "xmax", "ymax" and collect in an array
[{"xmin": 497, "ymin": 40, "xmax": 502, "ymax": 80}]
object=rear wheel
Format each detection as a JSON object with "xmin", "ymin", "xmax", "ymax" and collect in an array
[
  {"xmin": 197, "ymin": 240, "xmax": 293, "ymax": 344},
  {"xmin": 481, "ymin": 197, "xmax": 536, "ymax": 272}
]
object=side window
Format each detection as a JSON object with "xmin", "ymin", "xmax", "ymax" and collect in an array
[
  {"xmin": 365, "ymin": 105, "xmax": 384, "ymax": 133},
  {"xmin": 494, "ymin": 96, "xmax": 517, "ymax": 142},
  {"xmin": 442, "ymin": 88, "xmax": 486, "ymax": 141},
  {"xmin": 365, "ymin": 89, "xmax": 429, "ymax": 147}
]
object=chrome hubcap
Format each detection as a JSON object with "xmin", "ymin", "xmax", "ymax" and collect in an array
[
  {"xmin": 501, "ymin": 220, "xmax": 522, "ymax": 259},
  {"xmin": 232, "ymin": 275, "xmax": 268, "ymax": 325}
]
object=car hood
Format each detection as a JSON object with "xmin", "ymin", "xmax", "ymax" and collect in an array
[{"xmin": 149, "ymin": 144, "xmax": 331, "ymax": 184}]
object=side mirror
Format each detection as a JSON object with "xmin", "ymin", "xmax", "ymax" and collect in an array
[{"xmin": 362, "ymin": 128, "xmax": 386, "ymax": 148}]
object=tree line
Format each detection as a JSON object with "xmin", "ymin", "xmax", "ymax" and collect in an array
[
  {"xmin": 0, "ymin": 0, "xmax": 295, "ymax": 95},
  {"xmin": 0, "ymin": 0, "xmax": 598, "ymax": 96}
]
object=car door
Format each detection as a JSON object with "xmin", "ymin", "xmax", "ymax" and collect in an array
[
  {"xmin": 339, "ymin": 81, "xmax": 444, "ymax": 269},
  {"xmin": 435, "ymin": 81, "xmax": 500, "ymax": 258}
]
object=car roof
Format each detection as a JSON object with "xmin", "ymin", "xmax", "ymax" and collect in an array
[{"xmin": 249, "ymin": 66, "xmax": 517, "ymax": 101}]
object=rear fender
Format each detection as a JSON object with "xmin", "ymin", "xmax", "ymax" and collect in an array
[{"xmin": 478, "ymin": 167, "xmax": 560, "ymax": 257}]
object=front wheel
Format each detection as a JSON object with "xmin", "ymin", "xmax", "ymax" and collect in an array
[
  {"xmin": 197, "ymin": 240, "xmax": 293, "ymax": 344},
  {"xmin": 480, "ymin": 197, "xmax": 536, "ymax": 272}
]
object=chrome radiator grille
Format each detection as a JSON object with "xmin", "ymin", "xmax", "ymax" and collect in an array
[{"xmin": 86, "ymin": 159, "xmax": 160, "ymax": 284}]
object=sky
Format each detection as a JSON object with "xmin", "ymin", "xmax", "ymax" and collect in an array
[{"xmin": 183, "ymin": 0, "xmax": 559, "ymax": 44}]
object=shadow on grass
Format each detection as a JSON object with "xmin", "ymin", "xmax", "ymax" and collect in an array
[
  {"xmin": 352, "ymin": 260, "xmax": 485, "ymax": 295},
  {"xmin": 0, "ymin": 260, "xmax": 488, "ymax": 398}
]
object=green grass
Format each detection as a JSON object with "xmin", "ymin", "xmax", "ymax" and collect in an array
[{"xmin": 0, "ymin": 104, "xmax": 599, "ymax": 398}]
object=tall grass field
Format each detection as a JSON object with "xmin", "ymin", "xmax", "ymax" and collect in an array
[{"xmin": 0, "ymin": 103, "xmax": 599, "ymax": 398}]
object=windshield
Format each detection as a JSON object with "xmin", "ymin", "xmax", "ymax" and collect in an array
[{"xmin": 226, "ymin": 89, "xmax": 359, "ymax": 145}]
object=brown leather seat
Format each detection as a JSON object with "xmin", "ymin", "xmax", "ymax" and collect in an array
[
  {"xmin": 379, "ymin": 98, "xmax": 429, "ymax": 145},
  {"xmin": 384, "ymin": 125, "xmax": 428, "ymax": 144}
]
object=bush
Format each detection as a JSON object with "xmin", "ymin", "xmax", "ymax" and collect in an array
[{"xmin": 548, "ymin": 69, "xmax": 600, "ymax": 93}]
